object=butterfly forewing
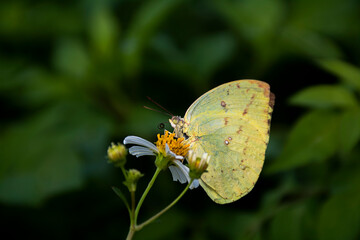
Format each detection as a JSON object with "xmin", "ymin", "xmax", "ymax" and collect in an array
[{"xmin": 183, "ymin": 80, "xmax": 273, "ymax": 204}]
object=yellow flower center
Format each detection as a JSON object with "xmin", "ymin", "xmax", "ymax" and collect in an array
[{"xmin": 155, "ymin": 130, "xmax": 190, "ymax": 159}]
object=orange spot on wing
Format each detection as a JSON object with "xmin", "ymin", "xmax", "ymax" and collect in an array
[
  {"xmin": 249, "ymin": 80, "xmax": 270, "ymax": 97},
  {"xmin": 243, "ymin": 147, "xmax": 247, "ymax": 155},
  {"xmin": 269, "ymin": 92, "xmax": 275, "ymax": 109},
  {"xmin": 243, "ymin": 94, "xmax": 255, "ymax": 116}
]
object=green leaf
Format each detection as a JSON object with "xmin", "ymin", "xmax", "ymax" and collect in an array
[
  {"xmin": 0, "ymin": 2, "xmax": 81, "ymax": 38},
  {"xmin": 338, "ymin": 108, "xmax": 360, "ymax": 156},
  {"xmin": 318, "ymin": 59, "xmax": 360, "ymax": 93},
  {"xmin": 121, "ymin": 0, "xmax": 181, "ymax": 77},
  {"xmin": 112, "ymin": 186, "xmax": 130, "ymax": 212},
  {"xmin": 280, "ymin": 27, "xmax": 343, "ymax": 59},
  {"xmin": 0, "ymin": 103, "xmax": 111, "ymax": 205},
  {"xmin": 88, "ymin": 5, "xmax": 119, "ymax": 59},
  {"xmin": 53, "ymin": 38, "xmax": 90, "ymax": 79},
  {"xmin": 150, "ymin": 33, "xmax": 236, "ymax": 87},
  {"xmin": 269, "ymin": 204, "xmax": 306, "ymax": 240},
  {"xmin": 212, "ymin": 0, "xmax": 284, "ymax": 72},
  {"xmin": 260, "ymin": 176, "xmax": 296, "ymax": 210},
  {"xmin": 212, "ymin": 0, "xmax": 284, "ymax": 41},
  {"xmin": 267, "ymin": 111, "xmax": 339, "ymax": 173},
  {"xmin": 317, "ymin": 191, "xmax": 360, "ymax": 240},
  {"xmin": 281, "ymin": 0, "xmax": 358, "ymax": 59},
  {"xmin": 289, "ymin": 85, "xmax": 358, "ymax": 109},
  {"xmin": 331, "ymin": 165, "xmax": 360, "ymax": 194},
  {"xmin": 188, "ymin": 33, "xmax": 235, "ymax": 81},
  {"xmin": 289, "ymin": 0, "xmax": 359, "ymax": 36},
  {"xmin": 232, "ymin": 213, "xmax": 262, "ymax": 240},
  {"xmin": 0, "ymin": 116, "xmax": 83, "ymax": 206}
]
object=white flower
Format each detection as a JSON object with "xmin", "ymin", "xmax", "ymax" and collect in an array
[
  {"xmin": 187, "ymin": 150, "xmax": 210, "ymax": 179},
  {"xmin": 169, "ymin": 160, "xmax": 200, "ymax": 189},
  {"xmin": 123, "ymin": 135, "xmax": 199, "ymax": 189}
]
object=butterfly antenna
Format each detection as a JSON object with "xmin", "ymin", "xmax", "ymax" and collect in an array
[
  {"xmin": 143, "ymin": 106, "xmax": 172, "ymax": 117},
  {"xmin": 146, "ymin": 96, "xmax": 174, "ymax": 117}
]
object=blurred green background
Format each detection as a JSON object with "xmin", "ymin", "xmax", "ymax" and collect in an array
[{"xmin": 1, "ymin": 0, "xmax": 360, "ymax": 239}]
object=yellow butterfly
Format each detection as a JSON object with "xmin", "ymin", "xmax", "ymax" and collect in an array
[{"xmin": 170, "ymin": 80, "xmax": 274, "ymax": 204}]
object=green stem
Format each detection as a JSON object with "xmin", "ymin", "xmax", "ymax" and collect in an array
[
  {"xmin": 134, "ymin": 167, "xmax": 162, "ymax": 225},
  {"xmin": 136, "ymin": 181, "xmax": 192, "ymax": 231},
  {"xmin": 130, "ymin": 191, "xmax": 136, "ymax": 227},
  {"xmin": 126, "ymin": 191, "xmax": 136, "ymax": 240},
  {"xmin": 126, "ymin": 227, "xmax": 135, "ymax": 240},
  {"xmin": 120, "ymin": 166, "xmax": 127, "ymax": 178}
]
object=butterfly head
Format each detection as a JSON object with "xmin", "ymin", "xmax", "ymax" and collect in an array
[{"xmin": 169, "ymin": 116, "xmax": 187, "ymax": 139}]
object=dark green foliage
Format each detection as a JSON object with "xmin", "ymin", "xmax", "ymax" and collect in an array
[{"xmin": 1, "ymin": 0, "xmax": 360, "ymax": 239}]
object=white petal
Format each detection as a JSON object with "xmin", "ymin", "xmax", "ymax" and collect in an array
[
  {"xmin": 169, "ymin": 161, "xmax": 200, "ymax": 189},
  {"xmin": 165, "ymin": 144, "xmax": 176, "ymax": 158},
  {"xmin": 169, "ymin": 166, "xmax": 185, "ymax": 183},
  {"xmin": 123, "ymin": 136, "xmax": 158, "ymax": 152},
  {"xmin": 190, "ymin": 179, "xmax": 200, "ymax": 189},
  {"xmin": 169, "ymin": 166, "xmax": 187, "ymax": 183},
  {"xmin": 165, "ymin": 144, "xmax": 184, "ymax": 160},
  {"xmin": 172, "ymin": 160, "xmax": 191, "ymax": 183},
  {"xmin": 129, "ymin": 146, "xmax": 156, "ymax": 158}
]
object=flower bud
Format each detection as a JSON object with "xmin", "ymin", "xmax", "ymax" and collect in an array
[
  {"xmin": 187, "ymin": 150, "xmax": 210, "ymax": 179},
  {"xmin": 123, "ymin": 169, "xmax": 144, "ymax": 192},
  {"xmin": 107, "ymin": 142, "xmax": 127, "ymax": 167}
]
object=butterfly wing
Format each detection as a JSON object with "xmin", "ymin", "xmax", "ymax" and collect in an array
[{"xmin": 183, "ymin": 80, "xmax": 274, "ymax": 204}]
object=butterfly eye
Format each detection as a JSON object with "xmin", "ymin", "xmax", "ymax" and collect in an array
[
  {"xmin": 158, "ymin": 123, "xmax": 165, "ymax": 129},
  {"xmin": 171, "ymin": 118, "xmax": 178, "ymax": 124}
]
